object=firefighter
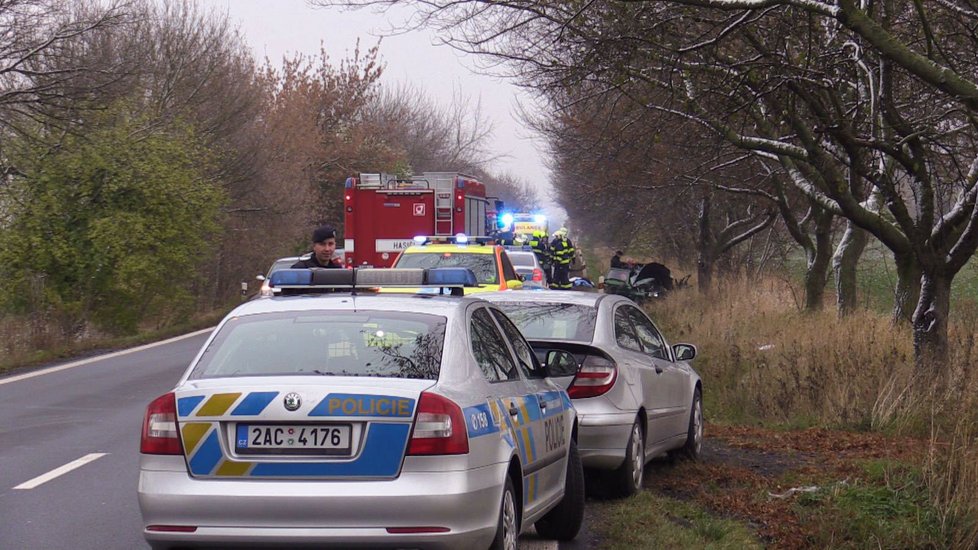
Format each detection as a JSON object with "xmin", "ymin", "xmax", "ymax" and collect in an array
[
  {"xmin": 292, "ymin": 225, "xmax": 342, "ymax": 268},
  {"xmin": 529, "ymin": 229, "xmax": 551, "ymax": 278},
  {"xmin": 550, "ymin": 228, "xmax": 574, "ymax": 290}
]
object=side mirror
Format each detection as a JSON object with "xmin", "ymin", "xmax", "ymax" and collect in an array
[
  {"xmin": 506, "ymin": 279, "xmax": 524, "ymax": 290},
  {"xmin": 673, "ymin": 344, "xmax": 697, "ymax": 361},
  {"xmin": 256, "ymin": 274, "xmax": 266, "ymax": 282},
  {"xmin": 545, "ymin": 350, "xmax": 579, "ymax": 378}
]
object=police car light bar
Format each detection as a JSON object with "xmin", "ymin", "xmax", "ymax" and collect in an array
[
  {"xmin": 267, "ymin": 268, "xmax": 477, "ymax": 296},
  {"xmin": 356, "ymin": 268, "xmax": 425, "ymax": 287},
  {"xmin": 412, "ymin": 235, "xmax": 494, "ymax": 246},
  {"xmin": 424, "ymin": 267, "xmax": 478, "ymax": 287}
]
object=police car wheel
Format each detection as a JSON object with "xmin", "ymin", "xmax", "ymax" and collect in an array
[
  {"xmin": 490, "ymin": 476, "xmax": 519, "ymax": 550},
  {"xmin": 612, "ymin": 420, "xmax": 645, "ymax": 498},
  {"xmin": 534, "ymin": 440, "xmax": 584, "ymax": 541}
]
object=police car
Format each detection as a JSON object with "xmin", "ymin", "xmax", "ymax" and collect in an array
[{"xmin": 138, "ymin": 267, "xmax": 584, "ymax": 549}]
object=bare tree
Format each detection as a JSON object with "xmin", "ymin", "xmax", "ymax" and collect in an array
[
  {"xmin": 316, "ymin": 0, "xmax": 978, "ymax": 369},
  {"xmin": 0, "ymin": 0, "xmax": 128, "ymax": 155}
]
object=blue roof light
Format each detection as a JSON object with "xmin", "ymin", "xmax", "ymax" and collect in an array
[
  {"xmin": 501, "ymin": 213, "xmax": 514, "ymax": 226},
  {"xmin": 425, "ymin": 267, "xmax": 478, "ymax": 287},
  {"xmin": 455, "ymin": 233, "xmax": 468, "ymax": 244},
  {"xmin": 413, "ymin": 235, "xmax": 428, "ymax": 245},
  {"xmin": 269, "ymin": 269, "xmax": 313, "ymax": 286}
]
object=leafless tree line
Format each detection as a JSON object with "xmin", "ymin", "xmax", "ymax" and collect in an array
[
  {"xmin": 0, "ymin": 0, "xmax": 536, "ymax": 338},
  {"xmin": 318, "ymin": 0, "xmax": 978, "ymax": 370}
]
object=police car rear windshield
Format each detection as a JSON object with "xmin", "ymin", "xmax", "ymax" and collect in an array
[
  {"xmin": 189, "ymin": 311, "xmax": 447, "ymax": 380},
  {"xmin": 493, "ymin": 303, "xmax": 597, "ymax": 342},
  {"xmin": 394, "ymin": 253, "xmax": 497, "ymax": 285}
]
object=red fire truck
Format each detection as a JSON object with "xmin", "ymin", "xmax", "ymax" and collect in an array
[{"xmin": 343, "ymin": 172, "xmax": 499, "ymax": 267}]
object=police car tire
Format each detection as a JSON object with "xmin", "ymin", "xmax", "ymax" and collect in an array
[
  {"xmin": 612, "ymin": 420, "xmax": 644, "ymax": 498},
  {"xmin": 534, "ymin": 440, "xmax": 584, "ymax": 541},
  {"xmin": 490, "ymin": 476, "xmax": 519, "ymax": 550}
]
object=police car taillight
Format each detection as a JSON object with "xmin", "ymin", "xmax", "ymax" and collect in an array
[
  {"xmin": 567, "ymin": 356, "xmax": 618, "ymax": 399},
  {"xmin": 406, "ymin": 392, "xmax": 469, "ymax": 455},
  {"xmin": 140, "ymin": 392, "xmax": 183, "ymax": 455}
]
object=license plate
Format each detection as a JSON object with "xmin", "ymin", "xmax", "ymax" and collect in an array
[{"xmin": 235, "ymin": 424, "xmax": 352, "ymax": 456}]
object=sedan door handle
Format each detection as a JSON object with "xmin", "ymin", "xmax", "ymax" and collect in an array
[{"xmin": 654, "ymin": 365, "xmax": 663, "ymax": 374}]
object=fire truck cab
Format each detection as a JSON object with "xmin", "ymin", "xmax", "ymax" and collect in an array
[{"xmin": 343, "ymin": 172, "xmax": 497, "ymax": 268}]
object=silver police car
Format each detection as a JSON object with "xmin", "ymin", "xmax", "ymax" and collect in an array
[
  {"xmin": 482, "ymin": 290, "xmax": 702, "ymax": 498},
  {"xmin": 138, "ymin": 268, "xmax": 583, "ymax": 549}
]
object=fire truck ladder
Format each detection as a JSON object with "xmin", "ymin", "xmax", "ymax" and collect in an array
[{"xmin": 435, "ymin": 191, "xmax": 453, "ymax": 235}]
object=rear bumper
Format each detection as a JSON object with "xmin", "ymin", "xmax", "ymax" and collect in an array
[
  {"xmin": 139, "ymin": 455, "xmax": 505, "ymax": 549},
  {"xmin": 577, "ymin": 411, "xmax": 635, "ymax": 470}
]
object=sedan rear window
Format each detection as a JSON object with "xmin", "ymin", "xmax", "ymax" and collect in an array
[
  {"xmin": 394, "ymin": 252, "xmax": 497, "ymax": 284},
  {"xmin": 493, "ymin": 303, "xmax": 597, "ymax": 342},
  {"xmin": 189, "ymin": 311, "xmax": 447, "ymax": 380}
]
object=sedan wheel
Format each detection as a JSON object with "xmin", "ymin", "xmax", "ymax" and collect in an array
[
  {"xmin": 612, "ymin": 420, "xmax": 644, "ymax": 497},
  {"xmin": 679, "ymin": 388, "xmax": 703, "ymax": 460}
]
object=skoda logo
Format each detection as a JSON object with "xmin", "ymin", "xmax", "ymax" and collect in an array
[{"xmin": 283, "ymin": 392, "xmax": 302, "ymax": 411}]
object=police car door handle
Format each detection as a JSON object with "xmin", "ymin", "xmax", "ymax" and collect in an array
[{"xmin": 509, "ymin": 404, "xmax": 520, "ymax": 417}]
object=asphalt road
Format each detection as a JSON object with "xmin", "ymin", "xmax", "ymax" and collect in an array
[{"xmin": 0, "ymin": 331, "xmax": 597, "ymax": 550}]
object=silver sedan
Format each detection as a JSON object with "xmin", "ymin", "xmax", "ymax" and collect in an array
[
  {"xmin": 481, "ymin": 290, "xmax": 702, "ymax": 497},
  {"xmin": 139, "ymin": 268, "xmax": 584, "ymax": 549}
]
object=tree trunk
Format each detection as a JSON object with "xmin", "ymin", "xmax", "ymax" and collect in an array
[
  {"xmin": 912, "ymin": 269, "xmax": 952, "ymax": 371},
  {"xmin": 893, "ymin": 251, "xmax": 921, "ymax": 324},
  {"xmin": 697, "ymin": 252, "xmax": 714, "ymax": 295},
  {"xmin": 696, "ymin": 194, "xmax": 714, "ymax": 295},
  {"xmin": 833, "ymin": 221, "xmax": 869, "ymax": 316},
  {"xmin": 803, "ymin": 208, "xmax": 834, "ymax": 311}
]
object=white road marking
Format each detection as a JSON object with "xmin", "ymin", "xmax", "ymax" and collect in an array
[
  {"xmin": 0, "ymin": 327, "xmax": 213, "ymax": 386},
  {"xmin": 14, "ymin": 453, "xmax": 108, "ymax": 490}
]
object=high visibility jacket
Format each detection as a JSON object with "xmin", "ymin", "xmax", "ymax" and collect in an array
[
  {"xmin": 529, "ymin": 235, "xmax": 550, "ymax": 263},
  {"xmin": 550, "ymin": 237, "xmax": 574, "ymax": 265}
]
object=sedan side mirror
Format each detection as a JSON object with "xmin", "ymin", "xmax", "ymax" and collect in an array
[
  {"xmin": 673, "ymin": 343, "xmax": 697, "ymax": 361},
  {"xmin": 256, "ymin": 274, "xmax": 266, "ymax": 282},
  {"xmin": 545, "ymin": 349, "xmax": 579, "ymax": 378}
]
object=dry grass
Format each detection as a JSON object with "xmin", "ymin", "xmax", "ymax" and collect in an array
[
  {"xmin": 647, "ymin": 274, "xmax": 913, "ymax": 428},
  {"xmin": 644, "ymin": 272, "xmax": 978, "ymax": 547}
]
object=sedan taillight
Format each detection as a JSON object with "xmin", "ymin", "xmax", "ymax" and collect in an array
[
  {"xmin": 567, "ymin": 355, "xmax": 618, "ymax": 399},
  {"xmin": 532, "ymin": 268, "xmax": 543, "ymax": 282},
  {"xmin": 406, "ymin": 392, "xmax": 469, "ymax": 455},
  {"xmin": 140, "ymin": 392, "xmax": 183, "ymax": 455}
]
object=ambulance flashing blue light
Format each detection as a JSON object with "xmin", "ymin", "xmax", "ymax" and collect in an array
[{"xmin": 534, "ymin": 214, "xmax": 546, "ymax": 224}]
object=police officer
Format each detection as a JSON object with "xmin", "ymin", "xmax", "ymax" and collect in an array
[
  {"xmin": 550, "ymin": 228, "xmax": 574, "ymax": 290},
  {"xmin": 292, "ymin": 225, "xmax": 342, "ymax": 268}
]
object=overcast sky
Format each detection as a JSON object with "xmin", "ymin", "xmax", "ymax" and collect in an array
[{"xmin": 196, "ymin": 0, "xmax": 565, "ymax": 226}]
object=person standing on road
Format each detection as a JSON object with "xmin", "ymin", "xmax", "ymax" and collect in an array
[
  {"xmin": 529, "ymin": 229, "xmax": 552, "ymax": 280},
  {"xmin": 292, "ymin": 224, "xmax": 342, "ymax": 268},
  {"xmin": 550, "ymin": 228, "xmax": 574, "ymax": 290}
]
